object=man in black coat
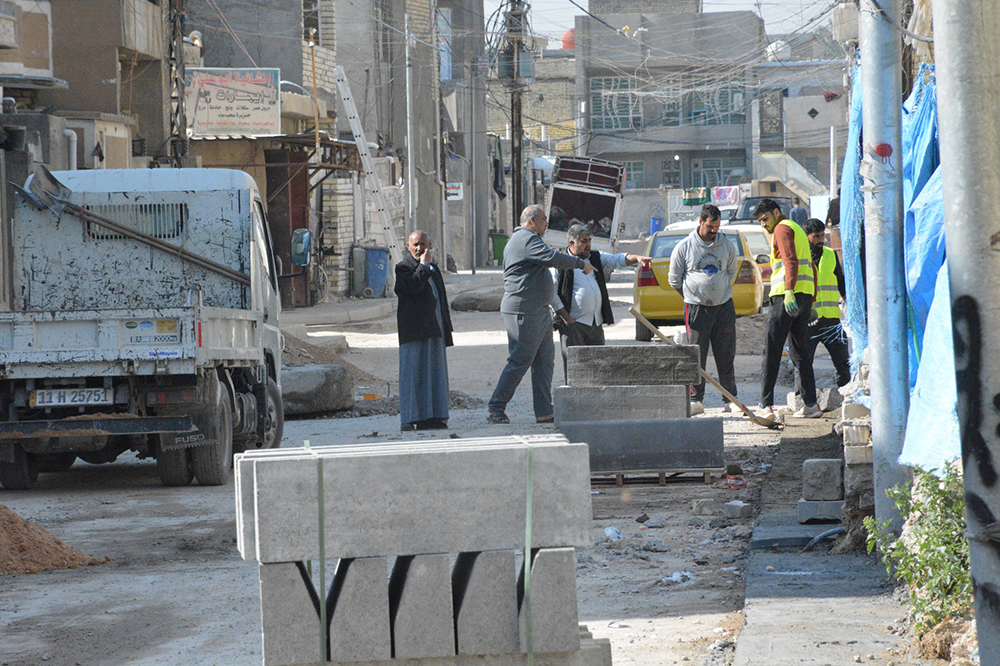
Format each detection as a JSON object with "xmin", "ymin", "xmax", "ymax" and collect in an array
[{"xmin": 394, "ymin": 230, "xmax": 454, "ymax": 431}]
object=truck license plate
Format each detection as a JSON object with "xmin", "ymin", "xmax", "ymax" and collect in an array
[{"xmin": 31, "ymin": 388, "xmax": 113, "ymax": 407}]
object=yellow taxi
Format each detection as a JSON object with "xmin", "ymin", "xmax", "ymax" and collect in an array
[
  {"xmin": 728, "ymin": 223, "xmax": 773, "ymax": 292},
  {"xmin": 632, "ymin": 227, "xmax": 764, "ymax": 341}
]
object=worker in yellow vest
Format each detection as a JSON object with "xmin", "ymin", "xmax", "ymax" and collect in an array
[
  {"xmin": 797, "ymin": 217, "xmax": 850, "ymax": 389},
  {"xmin": 753, "ymin": 198, "xmax": 821, "ymax": 420}
]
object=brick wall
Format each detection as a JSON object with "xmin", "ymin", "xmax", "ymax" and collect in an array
[
  {"xmin": 321, "ymin": 177, "xmax": 355, "ymax": 296},
  {"xmin": 301, "ymin": 40, "xmax": 338, "ymax": 131}
]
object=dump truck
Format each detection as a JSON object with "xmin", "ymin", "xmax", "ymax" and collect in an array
[
  {"xmin": 0, "ymin": 167, "xmax": 306, "ymax": 489},
  {"xmin": 544, "ymin": 156, "xmax": 625, "ymax": 253}
]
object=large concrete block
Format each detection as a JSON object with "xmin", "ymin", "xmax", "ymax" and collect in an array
[
  {"xmin": 247, "ymin": 439, "xmax": 593, "ymax": 563},
  {"xmin": 452, "ymin": 551, "xmax": 519, "ymax": 655},
  {"xmin": 797, "ymin": 499, "xmax": 844, "ymax": 523},
  {"xmin": 518, "ymin": 548, "xmax": 580, "ymax": 654},
  {"xmin": 389, "ymin": 555, "xmax": 455, "ymax": 659},
  {"xmin": 566, "ymin": 344, "xmax": 700, "ymax": 386},
  {"xmin": 802, "ymin": 459, "xmax": 843, "ymax": 501},
  {"xmin": 259, "ymin": 562, "xmax": 324, "ymax": 666},
  {"xmin": 558, "ymin": 418, "xmax": 724, "ymax": 473},
  {"xmin": 329, "ymin": 557, "xmax": 392, "ymax": 662},
  {"xmin": 282, "ymin": 364, "xmax": 355, "ymax": 415},
  {"xmin": 554, "ymin": 385, "xmax": 689, "ymax": 425},
  {"xmin": 844, "ymin": 462, "xmax": 875, "ymax": 512}
]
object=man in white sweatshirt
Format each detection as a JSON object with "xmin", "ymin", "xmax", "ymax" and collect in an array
[{"xmin": 667, "ymin": 204, "xmax": 739, "ymax": 415}]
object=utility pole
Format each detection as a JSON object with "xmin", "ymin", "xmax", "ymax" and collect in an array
[
  {"xmin": 829, "ymin": 125, "xmax": 837, "ymax": 199},
  {"xmin": 933, "ymin": 1, "xmax": 1000, "ymax": 660},
  {"xmin": 860, "ymin": 0, "xmax": 910, "ymax": 533},
  {"xmin": 505, "ymin": 0, "xmax": 528, "ymax": 229},
  {"xmin": 167, "ymin": 0, "xmax": 188, "ymax": 163},
  {"xmin": 405, "ymin": 14, "xmax": 417, "ymax": 235}
]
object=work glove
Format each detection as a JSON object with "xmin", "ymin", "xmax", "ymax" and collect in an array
[{"xmin": 783, "ymin": 291, "xmax": 801, "ymax": 317}]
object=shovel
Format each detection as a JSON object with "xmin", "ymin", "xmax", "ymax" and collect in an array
[{"xmin": 629, "ymin": 307, "xmax": 780, "ymax": 429}]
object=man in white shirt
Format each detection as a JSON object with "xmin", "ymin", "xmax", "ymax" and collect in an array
[{"xmin": 551, "ymin": 223, "xmax": 650, "ymax": 381}]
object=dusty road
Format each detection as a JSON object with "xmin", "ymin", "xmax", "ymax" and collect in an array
[{"xmin": 0, "ymin": 272, "xmax": 837, "ymax": 666}]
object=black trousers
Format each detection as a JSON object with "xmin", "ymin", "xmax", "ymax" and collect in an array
[
  {"xmin": 559, "ymin": 320, "xmax": 606, "ymax": 383},
  {"xmin": 794, "ymin": 318, "xmax": 851, "ymax": 392},
  {"xmin": 760, "ymin": 293, "xmax": 817, "ymax": 408},
  {"xmin": 684, "ymin": 300, "xmax": 737, "ymax": 403}
]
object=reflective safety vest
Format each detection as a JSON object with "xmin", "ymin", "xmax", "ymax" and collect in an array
[
  {"xmin": 813, "ymin": 246, "xmax": 841, "ymax": 319},
  {"xmin": 769, "ymin": 220, "xmax": 815, "ymax": 298}
]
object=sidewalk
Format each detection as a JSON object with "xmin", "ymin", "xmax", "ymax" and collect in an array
[
  {"xmin": 734, "ymin": 418, "xmax": 922, "ymax": 665},
  {"xmin": 281, "ymin": 268, "xmax": 504, "ymax": 327}
]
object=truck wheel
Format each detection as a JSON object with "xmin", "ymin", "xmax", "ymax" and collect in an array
[
  {"xmin": 636, "ymin": 318, "xmax": 653, "ymax": 342},
  {"xmin": 192, "ymin": 390, "xmax": 233, "ymax": 486},
  {"xmin": 157, "ymin": 446, "xmax": 194, "ymax": 486},
  {"xmin": 263, "ymin": 377, "xmax": 284, "ymax": 449},
  {"xmin": 38, "ymin": 453, "xmax": 77, "ymax": 473},
  {"xmin": 0, "ymin": 444, "xmax": 39, "ymax": 490}
]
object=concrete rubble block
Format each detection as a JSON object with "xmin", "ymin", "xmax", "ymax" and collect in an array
[
  {"xmin": 329, "ymin": 557, "xmax": 392, "ymax": 662},
  {"xmin": 786, "ymin": 392, "xmax": 805, "ymax": 413},
  {"xmin": 518, "ymin": 548, "xmax": 580, "ymax": 654},
  {"xmin": 844, "ymin": 463, "xmax": 875, "ymax": 512},
  {"xmin": 282, "ymin": 364, "xmax": 355, "ymax": 416},
  {"xmin": 844, "ymin": 445, "xmax": 873, "ymax": 465},
  {"xmin": 566, "ymin": 344, "xmax": 701, "ymax": 387},
  {"xmin": 797, "ymin": 498, "xmax": 845, "ymax": 523},
  {"xmin": 554, "ymin": 385, "xmax": 689, "ymax": 425},
  {"xmin": 452, "ymin": 551, "xmax": 520, "ymax": 655},
  {"xmin": 558, "ymin": 418, "xmax": 724, "ymax": 474},
  {"xmin": 843, "ymin": 423, "xmax": 872, "ymax": 445},
  {"xmin": 247, "ymin": 439, "xmax": 592, "ymax": 562},
  {"xmin": 841, "ymin": 401, "xmax": 871, "ymax": 420},
  {"xmin": 802, "ymin": 459, "xmax": 844, "ymax": 501},
  {"xmin": 450, "ymin": 287, "xmax": 504, "ymax": 312},
  {"xmin": 259, "ymin": 562, "xmax": 324, "ymax": 666},
  {"xmin": 691, "ymin": 498, "xmax": 720, "ymax": 516},
  {"xmin": 723, "ymin": 500, "xmax": 753, "ymax": 519},
  {"xmin": 314, "ymin": 334, "xmax": 350, "ymax": 353},
  {"xmin": 818, "ymin": 388, "xmax": 844, "ymax": 413},
  {"xmin": 389, "ymin": 554, "xmax": 455, "ymax": 659}
]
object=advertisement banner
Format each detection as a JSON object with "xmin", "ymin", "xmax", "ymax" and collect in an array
[{"xmin": 185, "ymin": 68, "xmax": 281, "ymax": 137}]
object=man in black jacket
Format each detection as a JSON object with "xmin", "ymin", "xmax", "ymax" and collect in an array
[
  {"xmin": 394, "ymin": 230, "xmax": 454, "ymax": 431},
  {"xmin": 551, "ymin": 223, "xmax": 649, "ymax": 381}
]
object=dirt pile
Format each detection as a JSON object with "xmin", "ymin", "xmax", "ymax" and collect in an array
[
  {"xmin": 0, "ymin": 504, "xmax": 106, "ymax": 576},
  {"xmin": 283, "ymin": 333, "xmax": 385, "ymax": 387}
]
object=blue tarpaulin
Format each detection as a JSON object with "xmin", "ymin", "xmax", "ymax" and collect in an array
[{"xmin": 840, "ymin": 67, "xmax": 868, "ymax": 370}]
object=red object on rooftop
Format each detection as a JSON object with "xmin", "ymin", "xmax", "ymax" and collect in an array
[{"xmin": 562, "ymin": 29, "xmax": 575, "ymax": 50}]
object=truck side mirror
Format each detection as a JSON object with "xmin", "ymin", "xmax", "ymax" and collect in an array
[{"xmin": 290, "ymin": 229, "xmax": 311, "ymax": 267}]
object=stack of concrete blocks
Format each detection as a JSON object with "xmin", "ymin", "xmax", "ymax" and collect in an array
[
  {"xmin": 798, "ymin": 459, "xmax": 845, "ymax": 523},
  {"xmin": 554, "ymin": 345, "xmax": 725, "ymax": 477},
  {"xmin": 234, "ymin": 435, "xmax": 612, "ymax": 666},
  {"xmin": 841, "ymin": 399, "xmax": 874, "ymax": 520}
]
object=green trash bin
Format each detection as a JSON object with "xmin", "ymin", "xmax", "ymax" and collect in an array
[{"xmin": 489, "ymin": 232, "xmax": 509, "ymax": 265}]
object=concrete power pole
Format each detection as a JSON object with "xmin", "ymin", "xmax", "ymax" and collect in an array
[
  {"xmin": 405, "ymin": 14, "xmax": 417, "ymax": 235},
  {"xmin": 506, "ymin": 0, "xmax": 527, "ymax": 229},
  {"xmin": 933, "ymin": 1, "xmax": 1000, "ymax": 659},
  {"xmin": 859, "ymin": 0, "xmax": 910, "ymax": 533},
  {"xmin": 167, "ymin": 0, "xmax": 188, "ymax": 162}
]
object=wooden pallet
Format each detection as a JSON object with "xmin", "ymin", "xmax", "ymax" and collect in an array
[{"xmin": 591, "ymin": 468, "xmax": 725, "ymax": 486}]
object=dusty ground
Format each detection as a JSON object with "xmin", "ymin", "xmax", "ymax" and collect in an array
[{"xmin": 0, "ymin": 272, "xmax": 841, "ymax": 666}]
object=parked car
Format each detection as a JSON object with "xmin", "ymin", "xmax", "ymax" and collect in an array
[
  {"xmin": 729, "ymin": 196, "xmax": 793, "ymax": 224},
  {"xmin": 728, "ymin": 224, "xmax": 773, "ymax": 292},
  {"xmin": 632, "ymin": 228, "xmax": 764, "ymax": 341}
]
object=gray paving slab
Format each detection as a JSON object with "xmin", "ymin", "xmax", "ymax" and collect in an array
[
  {"xmin": 557, "ymin": 418, "xmax": 724, "ymax": 473},
  {"xmin": 328, "ymin": 557, "xmax": 392, "ymax": 662},
  {"xmin": 797, "ymin": 499, "xmax": 844, "ymax": 524},
  {"xmin": 749, "ymin": 510, "xmax": 836, "ymax": 550},
  {"xmin": 518, "ymin": 548, "xmax": 580, "ymax": 654},
  {"xmin": 553, "ymin": 385, "xmax": 689, "ymax": 425},
  {"xmin": 452, "ymin": 551, "xmax": 520, "ymax": 656},
  {"xmin": 801, "ymin": 459, "xmax": 844, "ymax": 500},
  {"xmin": 249, "ymin": 443, "xmax": 592, "ymax": 563},
  {"xmin": 389, "ymin": 554, "xmax": 456, "ymax": 659},
  {"xmin": 259, "ymin": 562, "xmax": 324, "ymax": 666},
  {"xmin": 565, "ymin": 344, "xmax": 700, "ymax": 386}
]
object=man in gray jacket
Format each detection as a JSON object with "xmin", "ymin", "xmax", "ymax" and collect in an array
[
  {"xmin": 667, "ymin": 204, "xmax": 739, "ymax": 415},
  {"xmin": 488, "ymin": 205, "xmax": 593, "ymax": 424}
]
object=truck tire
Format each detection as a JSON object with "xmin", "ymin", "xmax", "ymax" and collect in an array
[
  {"xmin": 157, "ymin": 447, "xmax": 194, "ymax": 486},
  {"xmin": 192, "ymin": 390, "xmax": 233, "ymax": 486},
  {"xmin": 263, "ymin": 377, "xmax": 284, "ymax": 449},
  {"xmin": 636, "ymin": 318, "xmax": 653, "ymax": 342},
  {"xmin": 0, "ymin": 444, "xmax": 39, "ymax": 490}
]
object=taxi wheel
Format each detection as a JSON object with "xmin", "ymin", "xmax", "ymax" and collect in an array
[{"xmin": 636, "ymin": 318, "xmax": 654, "ymax": 342}]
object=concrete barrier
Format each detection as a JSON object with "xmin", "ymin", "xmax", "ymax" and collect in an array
[
  {"xmin": 557, "ymin": 419, "xmax": 724, "ymax": 474},
  {"xmin": 565, "ymin": 345, "xmax": 700, "ymax": 387}
]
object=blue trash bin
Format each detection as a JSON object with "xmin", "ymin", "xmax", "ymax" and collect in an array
[
  {"xmin": 363, "ymin": 247, "xmax": 390, "ymax": 297},
  {"xmin": 650, "ymin": 217, "xmax": 664, "ymax": 235}
]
